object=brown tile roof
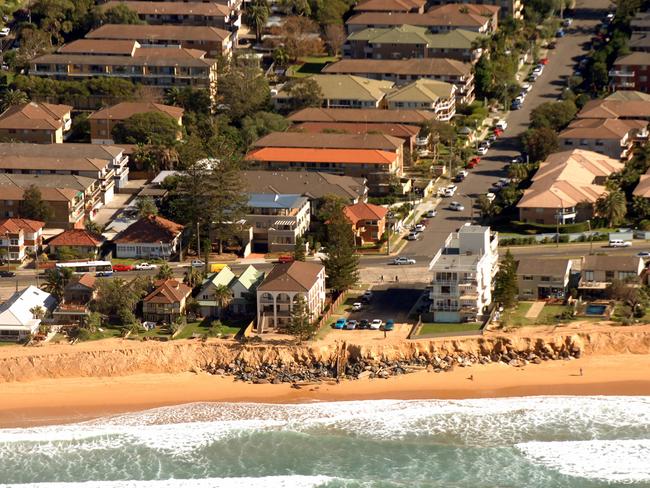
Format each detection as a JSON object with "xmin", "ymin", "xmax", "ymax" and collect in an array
[
  {"xmin": 76, "ymin": 273, "xmax": 97, "ymax": 290},
  {"xmin": 144, "ymin": 279, "xmax": 192, "ymax": 304},
  {"xmin": 288, "ymin": 107, "xmax": 437, "ymax": 124},
  {"xmin": 246, "ymin": 147, "xmax": 397, "ymax": 165},
  {"xmin": 253, "ymin": 131, "xmax": 403, "ymax": 150},
  {"xmin": 115, "ymin": 215, "xmax": 183, "ymax": 244},
  {"xmin": 258, "ymin": 261, "xmax": 324, "ymax": 292},
  {"xmin": 634, "ymin": 172, "xmax": 650, "ymax": 198},
  {"xmin": 0, "ymin": 143, "xmax": 124, "ymax": 172},
  {"xmin": 293, "ymin": 122, "xmax": 420, "ymax": 139},
  {"xmin": 0, "ymin": 186, "xmax": 79, "ymax": 203},
  {"xmin": 344, "ymin": 202, "xmax": 388, "ymax": 224},
  {"xmin": 516, "ymin": 258, "xmax": 571, "ymax": 277},
  {"xmin": 559, "ymin": 118, "xmax": 647, "ymax": 140},
  {"xmin": 578, "ymin": 99, "xmax": 650, "ymax": 119},
  {"xmin": 322, "ymin": 58, "xmax": 471, "ymax": 77},
  {"xmin": 88, "ymin": 102, "xmax": 184, "ymax": 122},
  {"xmin": 354, "ymin": 0, "xmax": 425, "ymax": 12},
  {"xmin": 58, "ymin": 39, "xmax": 139, "ymax": 56},
  {"xmin": 0, "ymin": 218, "xmax": 45, "ymax": 234},
  {"xmin": 613, "ymin": 52, "xmax": 650, "ymax": 66},
  {"xmin": 102, "ymin": 1, "xmax": 230, "ymax": 16},
  {"xmin": 517, "ymin": 150, "xmax": 624, "ymax": 209},
  {"xmin": 0, "ymin": 102, "xmax": 72, "ymax": 131},
  {"xmin": 86, "ymin": 24, "xmax": 231, "ymax": 42},
  {"xmin": 582, "ymin": 255, "xmax": 644, "ymax": 273},
  {"xmin": 347, "ymin": 4, "xmax": 498, "ymax": 29},
  {"xmin": 48, "ymin": 229, "xmax": 104, "ymax": 248}
]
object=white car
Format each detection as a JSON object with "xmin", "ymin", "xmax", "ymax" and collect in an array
[
  {"xmin": 449, "ymin": 201, "xmax": 465, "ymax": 211},
  {"xmin": 609, "ymin": 240, "xmax": 632, "ymax": 248},
  {"xmin": 442, "ymin": 185, "xmax": 457, "ymax": 197},
  {"xmin": 393, "ymin": 257, "xmax": 416, "ymax": 265},
  {"xmin": 407, "ymin": 232, "xmax": 419, "ymax": 241},
  {"xmin": 533, "ymin": 65, "xmax": 544, "ymax": 75},
  {"xmin": 477, "ymin": 146, "xmax": 489, "ymax": 156},
  {"xmin": 511, "ymin": 156, "xmax": 524, "ymax": 164},
  {"xmin": 458, "ymin": 170, "xmax": 468, "ymax": 178},
  {"xmin": 135, "ymin": 262, "xmax": 157, "ymax": 271},
  {"xmin": 0, "ymin": 27, "xmax": 10, "ymax": 37},
  {"xmin": 514, "ymin": 95, "xmax": 525, "ymax": 105},
  {"xmin": 191, "ymin": 259, "xmax": 205, "ymax": 268},
  {"xmin": 498, "ymin": 177, "xmax": 512, "ymax": 186},
  {"xmin": 495, "ymin": 120, "xmax": 508, "ymax": 131},
  {"xmin": 414, "ymin": 223, "xmax": 426, "ymax": 232},
  {"xmin": 521, "ymin": 83, "xmax": 532, "ymax": 93},
  {"xmin": 370, "ymin": 319, "xmax": 383, "ymax": 330},
  {"xmin": 352, "ymin": 302, "xmax": 362, "ymax": 311},
  {"xmin": 485, "ymin": 192, "xmax": 496, "ymax": 203},
  {"xmin": 564, "ymin": 17, "xmax": 573, "ymax": 27},
  {"xmin": 426, "ymin": 209, "xmax": 437, "ymax": 218}
]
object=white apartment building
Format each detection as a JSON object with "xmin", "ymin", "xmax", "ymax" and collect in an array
[
  {"xmin": 246, "ymin": 194, "xmax": 311, "ymax": 253},
  {"xmin": 428, "ymin": 224, "xmax": 499, "ymax": 323}
]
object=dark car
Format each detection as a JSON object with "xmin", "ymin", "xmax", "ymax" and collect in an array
[
  {"xmin": 0, "ymin": 270, "xmax": 15, "ymax": 277},
  {"xmin": 358, "ymin": 319, "xmax": 371, "ymax": 330},
  {"xmin": 453, "ymin": 174, "xmax": 465, "ymax": 183}
]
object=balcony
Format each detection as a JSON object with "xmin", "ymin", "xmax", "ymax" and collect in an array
[{"xmin": 609, "ymin": 70, "xmax": 635, "ymax": 77}]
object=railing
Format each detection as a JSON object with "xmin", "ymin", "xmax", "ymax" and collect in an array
[{"xmin": 609, "ymin": 70, "xmax": 635, "ymax": 77}]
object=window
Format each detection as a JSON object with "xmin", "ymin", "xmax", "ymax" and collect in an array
[
  {"xmin": 605, "ymin": 271, "xmax": 614, "ymax": 281},
  {"xmin": 441, "ymin": 285, "xmax": 451, "ymax": 294},
  {"xmin": 584, "ymin": 270, "xmax": 594, "ymax": 281},
  {"xmin": 540, "ymin": 276, "xmax": 551, "ymax": 282},
  {"xmin": 523, "ymin": 275, "xmax": 534, "ymax": 281}
]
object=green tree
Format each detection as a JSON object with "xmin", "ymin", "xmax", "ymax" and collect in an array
[
  {"xmin": 507, "ymin": 163, "xmax": 529, "ymax": 182},
  {"xmin": 94, "ymin": 4, "xmax": 143, "ymax": 25},
  {"xmin": 112, "ymin": 112, "xmax": 180, "ymax": 147},
  {"xmin": 521, "ymin": 127, "xmax": 559, "ymax": 163},
  {"xmin": 474, "ymin": 55, "xmax": 494, "ymax": 99},
  {"xmin": 30, "ymin": 305, "xmax": 46, "ymax": 320},
  {"xmin": 85, "ymin": 311, "xmax": 102, "ymax": 332},
  {"xmin": 632, "ymin": 196, "xmax": 650, "ymax": 221},
  {"xmin": 218, "ymin": 56, "xmax": 271, "ymax": 120},
  {"xmin": 321, "ymin": 198, "xmax": 359, "ymax": 292},
  {"xmin": 287, "ymin": 294, "xmax": 317, "ymax": 342},
  {"xmin": 183, "ymin": 266, "xmax": 204, "ymax": 289},
  {"xmin": 43, "ymin": 267, "xmax": 73, "ymax": 301},
  {"xmin": 213, "ymin": 284, "xmax": 233, "ymax": 318},
  {"xmin": 93, "ymin": 277, "xmax": 149, "ymax": 326},
  {"xmin": 155, "ymin": 263, "xmax": 174, "ymax": 280},
  {"xmin": 19, "ymin": 185, "xmax": 53, "ymax": 222},
  {"xmin": 84, "ymin": 219, "xmax": 102, "ymax": 235},
  {"xmin": 136, "ymin": 196, "xmax": 159, "ymax": 218},
  {"xmin": 241, "ymin": 111, "xmax": 290, "ymax": 147},
  {"xmin": 493, "ymin": 249, "xmax": 518, "ymax": 309},
  {"xmin": 596, "ymin": 188, "xmax": 627, "ymax": 227},
  {"xmin": 245, "ymin": 0, "xmax": 270, "ymax": 43},
  {"xmin": 530, "ymin": 100, "xmax": 577, "ymax": 131},
  {"xmin": 477, "ymin": 194, "xmax": 501, "ymax": 220},
  {"xmin": 280, "ymin": 0, "xmax": 311, "ymax": 15},
  {"xmin": 267, "ymin": 16, "xmax": 324, "ymax": 60},
  {"xmin": 294, "ymin": 235, "xmax": 306, "ymax": 261},
  {"xmin": 282, "ymin": 78, "xmax": 323, "ymax": 111},
  {"xmin": 0, "ymin": 89, "xmax": 29, "ymax": 111},
  {"xmin": 272, "ymin": 46, "xmax": 290, "ymax": 68}
]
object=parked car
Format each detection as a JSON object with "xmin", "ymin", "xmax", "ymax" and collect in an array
[
  {"xmin": 426, "ymin": 209, "xmax": 437, "ymax": 218},
  {"xmin": 527, "ymin": 72, "xmax": 539, "ymax": 82},
  {"xmin": 453, "ymin": 173, "xmax": 465, "ymax": 183},
  {"xmin": 556, "ymin": 29, "xmax": 565, "ymax": 37},
  {"xmin": 135, "ymin": 262, "xmax": 157, "ymax": 270},
  {"xmin": 485, "ymin": 192, "xmax": 496, "ymax": 203},
  {"xmin": 532, "ymin": 65, "xmax": 544, "ymax": 75},
  {"xmin": 493, "ymin": 127, "xmax": 504, "ymax": 137},
  {"xmin": 358, "ymin": 319, "xmax": 370, "ymax": 329},
  {"xmin": 442, "ymin": 184, "xmax": 457, "ymax": 197},
  {"xmin": 362, "ymin": 290, "xmax": 373, "ymax": 301},
  {"xmin": 511, "ymin": 156, "xmax": 524, "ymax": 164},
  {"xmin": 352, "ymin": 302, "xmax": 362, "ymax": 311},
  {"xmin": 112, "ymin": 264, "xmax": 133, "ymax": 272},
  {"xmin": 477, "ymin": 145, "xmax": 489, "ymax": 155},
  {"xmin": 487, "ymin": 135, "xmax": 497, "ymax": 144},
  {"xmin": 511, "ymin": 100, "xmax": 522, "ymax": 110},
  {"xmin": 637, "ymin": 251, "xmax": 650, "ymax": 258},
  {"xmin": 0, "ymin": 270, "xmax": 15, "ymax": 277},
  {"xmin": 495, "ymin": 120, "xmax": 508, "ymax": 131},
  {"xmin": 449, "ymin": 201, "xmax": 465, "ymax": 211},
  {"xmin": 538, "ymin": 57, "xmax": 549, "ymax": 65},
  {"xmin": 0, "ymin": 27, "xmax": 10, "ymax": 37},
  {"xmin": 370, "ymin": 319, "xmax": 383, "ymax": 330},
  {"xmin": 383, "ymin": 319, "xmax": 395, "ymax": 331},
  {"xmin": 466, "ymin": 156, "xmax": 481, "ymax": 169},
  {"xmin": 547, "ymin": 41, "xmax": 557, "ymax": 49},
  {"xmin": 276, "ymin": 255, "xmax": 294, "ymax": 264},
  {"xmin": 406, "ymin": 232, "xmax": 419, "ymax": 241},
  {"xmin": 521, "ymin": 83, "xmax": 532, "ymax": 93},
  {"xmin": 344, "ymin": 320, "xmax": 358, "ymax": 330},
  {"xmin": 609, "ymin": 239, "xmax": 631, "ymax": 248},
  {"xmin": 563, "ymin": 17, "xmax": 573, "ymax": 27},
  {"xmin": 333, "ymin": 318, "xmax": 347, "ymax": 329},
  {"xmin": 393, "ymin": 257, "xmax": 416, "ymax": 265}
]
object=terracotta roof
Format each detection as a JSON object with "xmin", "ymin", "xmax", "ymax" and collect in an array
[
  {"xmin": 344, "ymin": 202, "xmax": 388, "ymax": 224},
  {"xmin": 293, "ymin": 122, "xmax": 420, "ymax": 139},
  {"xmin": 144, "ymin": 279, "xmax": 192, "ymax": 304},
  {"xmin": 0, "ymin": 102, "xmax": 72, "ymax": 131},
  {"xmin": 116, "ymin": 215, "xmax": 183, "ymax": 244},
  {"xmin": 0, "ymin": 143, "xmax": 124, "ymax": 172},
  {"xmin": 86, "ymin": 24, "xmax": 231, "ymax": 42},
  {"xmin": 88, "ymin": 102, "xmax": 184, "ymax": 122},
  {"xmin": 288, "ymin": 107, "xmax": 437, "ymax": 124},
  {"xmin": 633, "ymin": 171, "xmax": 650, "ymax": 198},
  {"xmin": 613, "ymin": 52, "xmax": 650, "ymax": 66},
  {"xmin": 76, "ymin": 273, "xmax": 97, "ymax": 289},
  {"xmin": 253, "ymin": 132, "xmax": 403, "ymax": 150},
  {"xmin": 578, "ymin": 99, "xmax": 650, "ymax": 119},
  {"xmin": 322, "ymin": 58, "xmax": 472, "ymax": 77},
  {"xmin": 517, "ymin": 150, "xmax": 624, "ymax": 209},
  {"xmin": 605, "ymin": 90, "xmax": 650, "ymax": 102},
  {"xmin": 347, "ymin": 4, "xmax": 498, "ymax": 29},
  {"xmin": 58, "ymin": 39, "xmax": 139, "ymax": 55},
  {"xmin": 257, "ymin": 262, "xmax": 324, "ymax": 292},
  {"xmin": 48, "ymin": 229, "xmax": 104, "ymax": 248},
  {"xmin": 516, "ymin": 258, "xmax": 571, "ymax": 277},
  {"xmin": 246, "ymin": 147, "xmax": 397, "ymax": 165},
  {"xmin": 353, "ymin": 0, "xmax": 425, "ymax": 12},
  {"xmin": 0, "ymin": 218, "xmax": 45, "ymax": 234},
  {"xmin": 0, "ymin": 186, "xmax": 79, "ymax": 203},
  {"xmin": 102, "ymin": 1, "xmax": 230, "ymax": 16},
  {"xmin": 559, "ymin": 118, "xmax": 647, "ymax": 140}
]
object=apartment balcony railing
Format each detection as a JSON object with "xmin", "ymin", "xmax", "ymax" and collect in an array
[{"xmin": 609, "ymin": 70, "xmax": 635, "ymax": 77}]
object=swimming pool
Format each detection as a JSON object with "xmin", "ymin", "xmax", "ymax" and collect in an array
[{"xmin": 585, "ymin": 304, "xmax": 607, "ymax": 315}]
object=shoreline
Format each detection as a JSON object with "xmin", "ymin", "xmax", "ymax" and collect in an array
[{"xmin": 1, "ymin": 353, "xmax": 649, "ymax": 428}]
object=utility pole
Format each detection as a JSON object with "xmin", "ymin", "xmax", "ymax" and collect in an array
[{"xmin": 196, "ymin": 221, "xmax": 201, "ymax": 259}]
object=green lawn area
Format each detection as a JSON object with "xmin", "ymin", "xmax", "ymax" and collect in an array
[
  {"xmin": 417, "ymin": 322, "xmax": 482, "ymax": 336},
  {"xmin": 508, "ymin": 302, "xmax": 574, "ymax": 326},
  {"xmin": 85, "ymin": 326, "xmax": 124, "ymax": 341},
  {"xmin": 111, "ymin": 257, "xmax": 165, "ymax": 266},
  {"xmin": 174, "ymin": 319, "xmax": 244, "ymax": 340},
  {"xmin": 288, "ymin": 56, "xmax": 339, "ymax": 78}
]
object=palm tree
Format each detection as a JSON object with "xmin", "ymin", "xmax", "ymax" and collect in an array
[
  {"xmin": 213, "ymin": 284, "xmax": 233, "ymax": 318},
  {"xmin": 84, "ymin": 220, "xmax": 102, "ymax": 235},
  {"xmin": 596, "ymin": 188, "xmax": 627, "ymax": 227},
  {"xmin": 246, "ymin": 0, "xmax": 270, "ymax": 43},
  {"xmin": 164, "ymin": 87, "xmax": 181, "ymax": 106},
  {"xmin": 43, "ymin": 268, "xmax": 73, "ymax": 301},
  {"xmin": 1, "ymin": 89, "xmax": 29, "ymax": 111},
  {"xmin": 184, "ymin": 267, "xmax": 204, "ymax": 288},
  {"xmin": 155, "ymin": 263, "xmax": 174, "ymax": 280},
  {"xmin": 273, "ymin": 46, "xmax": 290, "ymax": 68},
  {"xmin": 507, "ymin": 163, "xmax": 529, "ymax": 182}
]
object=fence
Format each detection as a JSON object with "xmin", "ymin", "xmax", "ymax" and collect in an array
[{"xmin": 315, "ymin": 292, "xmax": 347, "ymax": 331}]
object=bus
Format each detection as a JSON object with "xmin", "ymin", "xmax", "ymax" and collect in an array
[{"xmin": 55, "ymin": 260, "xmax": 113, "ymax": 277}]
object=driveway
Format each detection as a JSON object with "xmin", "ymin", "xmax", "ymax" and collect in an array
[{"xmin": 398, "ymin": 0, "xmax": 612, "ymax": 265}]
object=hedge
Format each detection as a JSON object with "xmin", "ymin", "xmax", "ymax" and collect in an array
[{"xmin": 510, "ymin": 220, "xmax": 590, "ymax": 234}]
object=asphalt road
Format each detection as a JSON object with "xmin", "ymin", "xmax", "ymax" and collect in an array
[{"xmin": 398, "ymin": 0, "xmax": 612, "ymax": 266}]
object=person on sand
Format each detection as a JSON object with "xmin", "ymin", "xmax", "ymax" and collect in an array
[
  {"xmin": 468, "ymin": 375, "xmax": 474, "ymax": 381},
  {"xmin": 580, "ymin": 368, "xmax": 583, "ymax": 376}
]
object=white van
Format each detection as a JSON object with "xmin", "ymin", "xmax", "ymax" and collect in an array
[
  {"xmin": 495, "ymin": 120, "xmax": 508, "ymax": 131},
  {"xmin": 609, "ymin": 239, "xmax": 631, "ymax": 248}
]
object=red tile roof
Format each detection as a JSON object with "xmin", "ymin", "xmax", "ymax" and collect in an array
[
  {"xmin": 344, "ymin": 202, "xmax": 388, "ymax": 224},
  {"xmin": 116, "ymin": 215, "xmax": 183, "ymax": 244},
  {"xmin": 246, "ymin": 147, "xmax": 397, "ymax": 165},
  {"xmin": 258, "ymin": 262, "xmax": 324, "ymax": 292},
  {"xmin": 0, "ymin": 218, "xmax": 45, "ymax": 234},
  {"xmin": 144, "ymin": 279, "xmax": 192, "ymax": 304},
  {"xmin": 48, "ymin": 229, "xmax": 104, "ymax": 247}
]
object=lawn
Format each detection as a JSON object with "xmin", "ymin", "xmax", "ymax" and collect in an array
[
  {"xmin": 417, "ymin": 322, "xmax": 482, "ymax": 336},
  {"xmin": 174, "ymin": 319, "xmax": 244, "ymax": 340},
  {"xmin": 288, "ymin": 56, "xmax": 339, "ymax": 78},
  {"xmin": 508, "ymin": 302, "xmax": 574, "ymax": 326}
]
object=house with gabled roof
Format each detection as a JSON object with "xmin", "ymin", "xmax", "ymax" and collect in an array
[
  {"xmin": 48, "ymin": 229, "xmax": 104, "ymax": 260},
  {"xmin": 0, "ymin": 102, "xmax": 72, "ymax": 144},
  {"xmin": 353, "ymin": 0, "xmax": 426, "ymax": 14},
  {"xmin": 384, "ymin": 79, "xmax": 456, "ymax": 120},
  {"xmin": 143, "ymin": 279, "xmax": 192, "ymax": 323},
  {"xmin": 256, "ymin": 261, "xmax": 326, "ymax": 331},
  {"xmin": 197, "ymin": 264, "xmax": 264, "ymax": 317},
  {"xmin": 559, "ymin": 118, "xmax": 648, "ymax": 160},
  {"xmin": 344, "ymin": 202, "xmax": 388, "ymax": 244},
  {"xmin": 0, "ymin": 218, "xmax": 45, "ymax": 263},
  {"xmin": 114, "ymin": 215, "xmax": 183, "ymax": 259},
  {"xmin": 288, "ymin": 107, "xmax": 438, "ymax": 125},
  {"xmin": 52, "ymin": 273, "xmax": 97, "ymax": 325},
  {"xmin": 0, "ymin": 286, "xmax": 56, "ymax": 341}
]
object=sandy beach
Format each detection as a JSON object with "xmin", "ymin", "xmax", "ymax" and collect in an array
[{"xmin": 0, "ymin": 353, "xmax": 648, "ymax": 428}]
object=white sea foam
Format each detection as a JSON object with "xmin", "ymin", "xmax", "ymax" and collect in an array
[
  {"xmin": 0, "ymin": 475, "xmax": 338, "ymax": 488},
  {"xmin": 516, "ymin": 438, "xmax": 650, "ymax": 483}
]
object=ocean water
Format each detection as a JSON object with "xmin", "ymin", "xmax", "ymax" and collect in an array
[{"xmin": 0, "ymin": 397, "xmax": 648, "ymax": 487}]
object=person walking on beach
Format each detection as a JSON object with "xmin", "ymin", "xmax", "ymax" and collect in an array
[
  {"xmin": 579, "ymin": 368, "xmax": 583, "ymax": 376},
  {"xmin": 468, "ymin": 375, "xmax": 474, "ymax": 381}
]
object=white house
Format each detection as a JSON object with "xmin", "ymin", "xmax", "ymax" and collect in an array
[
  {"xmin": 256, "ymin": 261, "xmax": 326, "ymax": 332},
  {"xmin": 114, "ymin": 215, "xmax": 183, "ymax": 259},
  {"xmin": 0, "ymin": 286, "xmax": 56, "ymax": 341},
  {"xmin": 428, "ymin": 224, "xmax": 498, "ymax": 323},
  {"xmin": 197, "ymin": 265, "xmax": 264, "ymax": 317}
]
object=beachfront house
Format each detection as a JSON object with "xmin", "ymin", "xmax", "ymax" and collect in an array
[{"xmin": 0, "ymin": 286, "xmax": 56, "ymax": 341}]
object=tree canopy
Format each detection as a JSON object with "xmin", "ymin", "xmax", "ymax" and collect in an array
[
  {"xmin": 112, "ymin": 112, "xmax": 180, "ymax": 147},
  {"xmin": 20, "ymin": 185, "xmax": 53, "ymax": 222}
]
